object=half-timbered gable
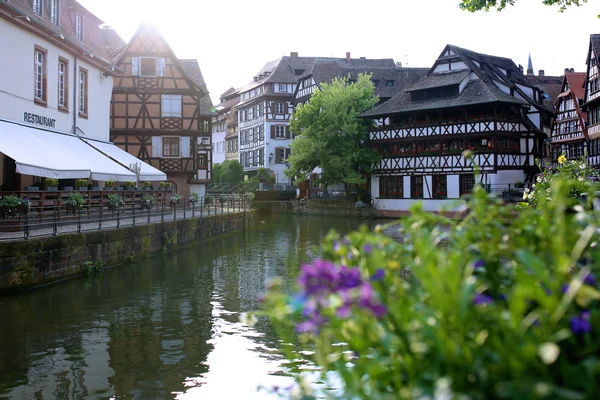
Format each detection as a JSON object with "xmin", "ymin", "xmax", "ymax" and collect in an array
[
  {"xmin": 361, "ymin": 44, "xmax": 554, "ymax": 213},
  {"xmin": 213, "ymin": 87, "xmax": 240, "ymax": 164},
  {"xmin": 108, "ymin": 24, "xmax": 214, "ymax": 196},
  {"xmin": 550, "ymin": 73, "xmax": 587, "ymax": 164},
  {"xmin": 583, "ymin": 34, "xmax": 600, "ymax": 168}
]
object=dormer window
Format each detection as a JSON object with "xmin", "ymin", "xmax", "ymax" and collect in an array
[
  {"xmin": 279, "ymin": 84, "xmax": 287, "ymax": 92},
  {"xmin": 75, "ymin": 14, "xmax": 84, "ymax": 41},
  {"xmin": 410, "ymin": 85, "xmax": 459, "ymax": 101},
  {"xmin": 386, "ymin": 80, "xmax": 395, "ymax": 88},
  {"xmin": 32, "ymin": 0, "xmax": 42, "ymax": 15},
  {"xmin": 50, "ymin": 0, "xmax": 59, "ymax": 25}
]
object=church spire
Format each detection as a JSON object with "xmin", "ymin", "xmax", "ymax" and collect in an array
[{"xmin": 527, "ymin": 52, "xmax": 534, "ymax": 76}]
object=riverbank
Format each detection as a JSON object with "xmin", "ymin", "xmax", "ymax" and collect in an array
[{"xmin": 0, "ymin": 210, "xmax": 254, "ymax": 294}]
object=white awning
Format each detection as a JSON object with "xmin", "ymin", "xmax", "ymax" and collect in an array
[
  {"xmin": 0, "ymin": 120, "xmax": 136, "ymax": 181},
  {"xmin": 82, "ymin": 138, "xmax": 167, "ymax": 181}
]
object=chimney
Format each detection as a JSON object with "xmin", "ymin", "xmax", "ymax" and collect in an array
[
  {"xmin": 346, "ymin": 52, "xmax": 351, "ymax": 64},
  {"xmin": 570, "ymin": 68, "xmax": 575, "ymax": 72},
  {"xmin": 360, "ymin": 56, "xmax": 366, "ymax": 60},
  {"xmin": 290, "ymin": 52, "xmax": 298, "ymax": 57},
  {"xmin": 538, "ymin": 70, "xmax": 545, "ymax": 76}
]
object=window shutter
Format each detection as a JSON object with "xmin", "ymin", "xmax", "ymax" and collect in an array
[
  {"xmin": 270, "ymin": 125, "xmax": 275, "ymax": 139},
  {"xmin": 275, "ymin": 147, "xmax": 283, "ymax": 164},
  {"xmin": 131, "ymin": 57, "xmax": 140, "ymax": 76},
  {"xmin": 285, "ymin": 126, "xmax": 291, "ymax": 139},
  {"xmin": 157, "ymin": 58, "xmax": 166, "ymax": 77},
  {"xmin": 152, "ymin": 136, "xmax": 162, "ymax": 157},
  {"xmin": 180, "ymin": 137, "xmax": 190, "ymax": 157},
  {"xmin": 284, "ymin": 102, "xmax": 289, "ymax": 115}
]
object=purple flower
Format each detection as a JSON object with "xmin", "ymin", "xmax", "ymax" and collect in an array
[
  {"xmin": 346, "ymin": 252, "xmax": 354, "ymax": 261},
  {"xmin": 561, "ymin": 284, "xmax": 569, "ymax": 294},
  {"xmin": 337, "ymin": 304, "xmax": 351, "ymax": 318},
  {"xmin": 473, "ymin": 293, "xmax": 494, "ymax": 305},
  {"xmin": 363, "ymin": 244, "xmax": 372, "ymax": 254},
  {"xmin": 333, "ymin": 240, "xmax": 341, "ymax": 252},
  {"xmin": 570, "ymin": 311, "xmax": 591, "ymax": 334},
  {"xmin": 584, "ymin": 273, "xmax": 596, "ymax": 286},
  {"xmin": 358, "ymin": 283, "xmax": 387, "ymax": 317},
  {"xmin": 371, "ymin": 269, "xmax": 385, "ymax": 281},
  {"xmin": 473, "ymin": 260, "xmax": 486, "ymax": 269},
  {"xmin": 343, "ymin": 237, "xmax": 351, "ymax": 245},
  {"xmin": 338, "ymin": 266, "xmax": 362, "ymax": 290},
  {"xmin": 296, "ymin": 313, "xmax": 327, "ymax": 334}
]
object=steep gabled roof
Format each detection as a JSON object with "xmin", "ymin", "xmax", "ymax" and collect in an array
[
  {"xmin": 362, "ymin": 44, "xmax": 547, "ymax": 118},
  {"xmin": 101, "ymin": 26, "xmax": 127, "ymax": 61},
  {"xmin": 563, "ymin": 72, "xmax": 586, "ymax": 101},
  {"xmin": 590, "ymin": 34, "xmax": 600, "ymax": 60},
  {"xmin": 179, "ymin": 59, "xmax": 215, "ymax": 116}
]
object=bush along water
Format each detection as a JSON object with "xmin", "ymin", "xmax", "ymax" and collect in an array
[{"xmin": 262, "ymin": 173, "xmax": 600, "ymax": 399}]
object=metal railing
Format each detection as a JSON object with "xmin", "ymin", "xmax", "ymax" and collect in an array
[
  {"xmin": 308, "ymin": 189, "xmax": 358, "ymax": 200},
  {"xmin": 0, "ymin": 190, "xmax": 250, "ymax": 242}
]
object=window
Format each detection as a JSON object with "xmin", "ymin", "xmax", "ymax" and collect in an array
[
  {"xmin": 78, "ymin": 68, "xmax": 88, "ymax": 116},
  {"xmin": 386, "ymin": 80, "xmax": 395, "ymax": 87},
  {"xmin": 58, "ymin": 58, "xmax": 68, "ymax": 110},
  {"xmin": 432, "ymin": 175, "xmax": 447, "ymax": 199},
  {"xmin": 275, "ymin": 147, "xmax": 291, "ymax": 163},
  {"xmin": 275, "ymin": 125, "xmax": 285, "ymax": 138},
  {"xmin": 460, "ymin": 174, "xmax": 475, "ymax": 195},
  {"xmin": 276, "ymin": 102, "xmax": 284, "ymax": 114},
  {"xmin": 32, "ymin": 0, "xmax": 42, "ymax": 15},
  {"xmin": 372, "ymin": 80, "xmax": 379, "ymax": 87},
  {"xmin": 161, "ymin": 95, "xmax": 182, "ymax": 117},
  {"xmin": 257, "ymin": 104, "xmax": 263, "ymax": 117},
  {"xmin": 257, "ymin": 125, "xmax": 263, "ymax": 140},
  {"xmin": 279, "ymin": 84, "xmax": 287, "ymax": 92},
  {"xmin": 163, "ymin": 137, "xmax": 180, "ymax": 157},
  {"xmin": 75, "ymin": 14, "xmax": 84, "ymax": 41},
  {"xmin": 258, "ymin": 148, "xmax": 264, "ymax": 165},
  {"xmin": 140, "ymin": 57, "xmax": 157, "ymax": 77},
  {"xmin": 248, "ymin": 107, "xmax": 254, "ymax": 120},
  {"xmin": 411, "ymin": 176, "xmax": 423, "ymax": 199},
  {"xmin": 50, "ymin": 0, "xmax": 59, "ymax": 25},
  {"xmin": 33, "ymin": 46, "xmax": 47, "ymax": 104},
  {"xmin": 379, "ymin": 176, "xmax": 403, "ymax": 199}
]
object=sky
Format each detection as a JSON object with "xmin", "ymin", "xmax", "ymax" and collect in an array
[{"xmin": 79, "ymin": 0, "xmax": 599, "ymax": 106}]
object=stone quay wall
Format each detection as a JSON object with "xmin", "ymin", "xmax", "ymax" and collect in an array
[{"xmin": 0, "ymin": 211, "xmax": 254, "ymax": 294}]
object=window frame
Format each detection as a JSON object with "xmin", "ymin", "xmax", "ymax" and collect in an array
[
  {"xmin": 411, "ymin": 175, "xmax": 423, "ymax": 199},
  {"xmin": 379, "ymin": 176, "xmax": 403, "ymax": 199},
  {"xmin": 275, "ymin": 125, "xmax": 286, "ymax": 139},
  {"xmin": 432, "ymin": 175, "xmax": 447, "ymax": 199},
  {"xmin": 75, "ymin": 14, "xmax": 84, "ymax": 41},
  {"xmin": 459, "ymin": 174, "xmax": 475, "ymax": 196},
  {"xmin": 279, "ymin": 83, "xmax": 287, "ymax": 92},
  {"xmin": 140, "ymin": 57, "xmax": 157, "ymax": 77},
  {"xmin": 57, "ymin": 57, "xmax": 69, "ymax": 112},
  {"xmin": 386, "ymin": 80, "xmax": 395, "ymax": 88},
  {"xmin": 275, "ymin": 102, "xmax": 284, "ymax": 114},
  {"xmin": 32, "ymin": 0, "xmax": 42, "ymax": 15},
  {"xmin": 33, "ymin": 45, "xmax": 47, "ymax": 106},
  {"xmin": 50, "ymin": 0, "xmax": 59, "ymax": 25},
  {"xmin": 161, "ymin": 94, "xmax": 183, "ymax": 118},
  {"xmin": 162, "ymin": 136, "xmax": 180, "ymax": 158},
  {"xmin": 78, "ymin": 67, "xmax": 88, "ymax": 118}
]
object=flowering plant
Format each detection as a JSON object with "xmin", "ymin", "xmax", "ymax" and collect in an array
[
  {"xmin": 263, "ymin": 177, "xmax": 600, "ymax": 399},
  {"xmin": 106, "ymin": 194, "xmax": 124, "ymax": 213},
  {"xmin": 524, "ymin": 155, "xmax": 600, "ymax": 208},
  {"xmin": 0, "ymin": 196, "xmax": 30, "ymax": 219},
  {"xmin": 189, "ymin": 192, "xmax": 199, "ymax": 204},
  {"xmin": 141, "ymin": 194, "xmax": 156, "ymax": 210},
  {"xmin": 169, "ymin": 194, "xmax": 181, "ymax": 205},
  {"xmin": 64, "ymin": 192, "xmax": 85, "ymax": 213}
]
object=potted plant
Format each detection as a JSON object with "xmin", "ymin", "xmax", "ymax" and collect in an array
[
  {"xmin": 123, "ymin": 181, "xmax": 136, "ymax": 190},
  {"xmin": 0, "ymin": 195, "xmax": 30, "ymax": 232},
  {"xmin": 45, "ymin": 178, "xmax": 59, "ymax": 191},
  {"xmin": 64, "ymin": 192, "xmax": 85, "ymax": 214},
  {"xmin": 76, "ymin": 178, "xmax": 89, "ymax": 191},
  {"xmin": 141, "ymin": 194, "xmax": 156, "ymax": 210},
  {"xmin": 159, "ymin": 182, "xmax": 167, "ymax": 190},
  {"xmin": 189, "ymin": 192, "xmax": 199, "ymax": 206},
  {"xmin": 104, "ymin": 180, "xmax": 115, "ymax": 190},
  {"xmin": 143, "ymin": 181, "xmax": 152, "ymax": 190},
  {"xmin": 106, "ymin": 194, "xmax": 124, "ymax": 213},
  {"xmin": 169, "ymin": 194, "xmax": 182, "ymax": 206}
]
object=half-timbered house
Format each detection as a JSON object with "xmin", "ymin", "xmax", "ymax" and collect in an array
[
  {"xmin": 583, "ymin": 34, "xmax": 600, "ymax": 168},
  {"xmin": 361, "ymin": 45, "xmax": 554, "ymax": 213},
  {"xmin": 0, "ymin": 0, "xmax": 165, "ymax": 191},
  {"xmin": 550, "ymin": 72, "xmax": 587, "ymax": 165},
  {"xmin": 108, "ymin": 24, "xmax": 214, "ymax": 196}
]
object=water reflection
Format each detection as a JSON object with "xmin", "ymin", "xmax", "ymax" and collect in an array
[{"xmin": 0, "ymin": 213, "xmax": 394, "ymax": 399}]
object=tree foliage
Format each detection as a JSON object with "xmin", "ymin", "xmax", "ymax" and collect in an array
[
  {"xmin": 212, "ymin": 159, "xmax": 243, "ymax": 183},
  {"xmin": 459, "ymin": 0, "xmax": 587, "ymax": 12},
  {"xmin": 285, "ymin": 73, "xmax": 380, "ymax": 187}
]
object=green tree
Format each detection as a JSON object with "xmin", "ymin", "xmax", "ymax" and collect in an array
[
  {"xmin": 212, "ymin": 162, "xmax": 223, "ymax": 183},
  {"xmin": 285, "ymin": 73, "xmax": 380, "ymax": 187},
  {"xmin": 249, "ymin": 167, "xmax": 275, "ymax": 184},
  {"xmin": 459, "ymin": 0, "xmax": 586, "ymax": 12},
  {"xmin": 217, "ymin": 159, "xmax": 243, "ymax": 183}
]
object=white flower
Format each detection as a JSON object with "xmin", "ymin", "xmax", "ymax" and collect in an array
[
  {"xmin": 523, "ymin": 192, "xmax": 528, "ymax": 200},
  {"xmin": 524, "ymin": 188, "xmax": 530, "ymax": 193},
  {"xmin": 579, "ymin": 176, "xmax": 584, "ymax": 181},
  {"xmin": 239, "ymin": 312, "xmax": 258, "ymax": 326},
  {"xmin": 537, "ymin": 176, "xmax": 542, "ymax": 182},
  {"xmin": 532, "ymin": 184, "xmax": 536, "ymax": 188},
  {"xmin": 547, "ymin": 188, "xmax": 551, "ymax": 193},
  {"xmin": 579, "ymin": 163, "xmax": 586, "ymax": 170}
]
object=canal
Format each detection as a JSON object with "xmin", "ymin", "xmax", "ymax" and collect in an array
[{"xmin": 0, "ymin": 213, "xmax": 393, "ymax": 399}]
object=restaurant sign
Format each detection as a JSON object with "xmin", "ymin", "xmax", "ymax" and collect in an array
[{"xmin": 23, "ymin": 112, "xmax": 56, "ymax": 128}]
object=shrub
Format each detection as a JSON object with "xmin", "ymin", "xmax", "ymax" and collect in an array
[
  {"xmin": 189, "ymin": 192, "xmax": 199, "ymax": 204},
  {"xmin": 219, "ymin": 194, "xmax": 228, "ymax": 205},
  {"xmin": 76, "ymin": 178, "xmax": 88, "ymax": 188},
  {"xmin": 263, "ymin": 176, "xmax": 600, "ymax": 399},
  {"xmin": 159, "ymin": 181, "xmax": 167, "ymax": 189},
  {"xmin": 123, "ymin": 181, "xmax": 136, "ymax": 189},
  {"xmin": 354, "ymin": 200, "xmax": 366, "ymax": 209},
  {"xmin": 141, "ymin": 194, "xmax": 156, "ymax": 210},
  {"xmin": 64, "ymin": 192, "xmax": 85, "ymax": 212},
  {"xmin": 244, "ymin": 192, "xmax": 255, "ymax": 202},
  {"xmin": 204, "ymin": 193, "xmax": 213, "ymax": 205},
  {"xmin": 104, "ymin": 179, "xmax": 115, "ymax": 188},
  {"xmin": 0, "ymin": 196, "xmax": 30, "ymax": 218},
  {"xmin": 45, "ymin": 178, "xmax": 58, "ymax": 188},
  {"xmin": 106, "ymin": 194, "xmax": 124, "ymax": 212},
  {"xmin": 143, "ymin": 181, "xmax": 152, "ymax": 189}
]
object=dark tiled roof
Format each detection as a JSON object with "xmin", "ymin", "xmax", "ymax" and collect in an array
[
  {"xmin": 564, "ymin": 72, "xmax": 587, "ymax": 100},
  {"xmin": 362, "ymin": 80, "xmax": 525, "ymax": 117},
  {"xmin": 101, "ymin": 26, "xmax": 126, "ymax": 60},
  {"xmin": 591, "ymin": 34, "xmax": 600, "ymax": 58},
  {"xmin": 179, "ymin": 59, "xmax": 215, "ymax": 116},
  {"xmin": 406, "ymin": 70, "xmax": 469, "ymax": 92}
]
